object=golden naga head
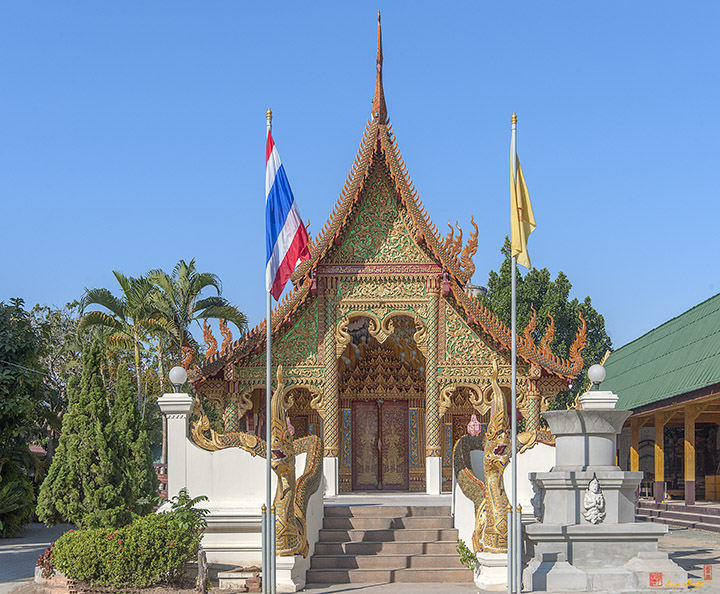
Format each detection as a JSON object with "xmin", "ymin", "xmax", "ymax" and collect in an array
[
  {"xmin": 485, "ymin": 358, "xmax": 511, "ymax": 468},
  {"xmin": 270, "ymin": 366, "xmax": 295, "ymax": 474}
]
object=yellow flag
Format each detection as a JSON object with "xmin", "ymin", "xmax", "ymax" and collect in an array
[{"xmin": 510, "ymin": 155, "xmax": 536, "ymax": 269}]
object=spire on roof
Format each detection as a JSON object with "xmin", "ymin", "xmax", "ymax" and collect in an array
[{"xmin": 372, "ymin": 11, "xmax": 387, "ymax": 124}]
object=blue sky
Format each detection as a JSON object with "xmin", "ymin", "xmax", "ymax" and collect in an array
[{"xmin": 1, "ymin": 2, "xmax": 718, "ymax": 350}]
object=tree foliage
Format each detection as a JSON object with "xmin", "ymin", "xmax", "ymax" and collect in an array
[
  {"xmin": 78, "ymin": 260, "xmax": 247, "ymax": 415},
  {"xmin": 37, "ymin": 340, "xmax": 156, "ymax": 529},
  {"xmin": 113, "ymin": 364, "xmax": 158, "ymax": 516},
  {"xmin": 480, "ymin": 238, "xmax": 612, "ymax": 409},
  {"xmin": 79, "ymin": 272, "xmax": 169, "ymax": 412},
  {"xmin": 147, "ymin": 258, "xmax": 247, "ymax": 356},
  {"xmin": 30, "ymin": 303, "xmax": 83, "ymax": 459},
  {"xmin": 0, "ymin": 298, "xmax": 44, "ymax": 536}
]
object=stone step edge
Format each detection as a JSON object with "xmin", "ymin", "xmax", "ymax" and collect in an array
[
  {"xmin": 635, "ymin": 509, "xmax": 720, "ymax": 528},
  {"xmin": 323, "ymin": 506, "xmax": 452, "ymax": 513},
  {"xmin": 312, "ymin": 553, "xmax": 458, "ymax": 556},
  {"xmin": 319, "ymin": 528, "xmax": 458, "ymax": 532},
  {"xmin": 637, "ymin": 502, "xmax": 720, "ymax": 516},
  {"xmin": 315, "ymin": 539, "xmax": 460, "ymax": 543},
  {"xmin": 637, "ymin": 514, "xmax": 720, "ymax": 532},
  {"xmin": 313, "ymin": 542, "xmax": 460, "ymax": 551},
  {"xmin": 306, "ymin": 568, "xmax": 472, "ymax": 575},
  {"xmin": 322, "ymin": 513, "xmax": 453, "ymax": 519},
  {"xmin": 637, "ymin": 509, "xmax": 720, "ymax": 524}
]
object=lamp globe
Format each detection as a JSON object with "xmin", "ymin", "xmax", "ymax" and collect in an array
[
  {"xmin": 169, "ymin": 366, "xmax": 188, "ymax": 392},
  {"xmin": 588, "ymin": 364, "xmax": 606, "ymax": 389}
]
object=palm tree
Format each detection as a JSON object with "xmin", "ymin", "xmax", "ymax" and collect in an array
[
  {"xmin": 78, "ymin": 272, "xmax": 170, "ymax": 409},
  {"xmin": 147, "ymin": 259, "xmax": 247, "ymax": 365}
]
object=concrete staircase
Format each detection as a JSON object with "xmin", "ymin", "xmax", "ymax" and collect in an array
[
  {"xmin": 306, "ymin": 504, "xmax": 472, "ymax": 584},
  {"xmin": 636, "ymin": 500, "xmax": 720, "ymax": 532}
]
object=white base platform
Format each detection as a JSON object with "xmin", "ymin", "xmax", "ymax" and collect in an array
[{"xmin": 474, "ymin": 551, "xmax": 507, "ymax": 591}]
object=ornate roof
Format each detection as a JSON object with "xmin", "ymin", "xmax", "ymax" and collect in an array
[{"xmin": 191, "ymin": 14, "xmax": 585, "ymax": 384}]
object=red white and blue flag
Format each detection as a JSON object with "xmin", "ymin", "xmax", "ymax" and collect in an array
[{"xmin": 265, "ymin": 130, "xmax": 310, "ymax": 300}]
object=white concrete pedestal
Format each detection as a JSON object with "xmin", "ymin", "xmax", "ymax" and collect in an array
[
  {"xmin": 426, "ymin": 456, "xmax": 442, "ymax": 495},
  {"xmin": 157, "ymin": 392, "xmax": 194, "ymax": 499},
  {"xmin": 323, "ymin": 456, "xmax": 338, "ymax": 497},
  {"xmin": 474, "ymin": 551, "xmax": 507, "ymax": 591},
  {"xmin": 275, "ymin": 555, "xmax": 307, "ymax": 592}
]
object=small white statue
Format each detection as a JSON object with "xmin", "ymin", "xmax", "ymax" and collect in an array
[{"xmin": 583, "ymin": 475, "xmax": 606, "ymax": 524}]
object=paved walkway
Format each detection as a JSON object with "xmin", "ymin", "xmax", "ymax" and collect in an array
[{"xmin": 0, "ymin": 523, "xmax": 71, "ymax": 594}]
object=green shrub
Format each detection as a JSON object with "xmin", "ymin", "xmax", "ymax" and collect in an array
[
  {"xmin": 456, "ymin": 539, "xmax": 477, "ymax": 570},
  {"xmin": 51, "ymin": 489, "xmax": 208, "ymax": 587}
]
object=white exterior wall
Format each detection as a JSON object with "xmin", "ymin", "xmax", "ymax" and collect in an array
[{"xmin": 158, "ymin": 393, "xmax": 323, "ymax": 589}]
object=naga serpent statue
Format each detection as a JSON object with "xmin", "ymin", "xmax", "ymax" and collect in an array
[
  {"xmin": 452, "ymin": 358, "xmax": 551, "ymax": 553},
  {"xmin": 190, "ymin": 366, "xmax": 323, "ymax": 558}
]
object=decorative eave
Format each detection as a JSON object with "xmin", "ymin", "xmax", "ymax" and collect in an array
[
  {"xmin": 450, "ymin": 281, "xmax": 587, "ymax": 379},
  {"xmin": 189, "ymin": 281, "xmax": 312, "ymax": 383}
]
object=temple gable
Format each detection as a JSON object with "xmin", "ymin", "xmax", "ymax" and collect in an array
[
  {"xmin": 248, "ymin": 300, "xmax": 319, "ymax": 369},
  {"xmin": 329, "ymin": 159, "xmax": 432, "ymax": 265}
]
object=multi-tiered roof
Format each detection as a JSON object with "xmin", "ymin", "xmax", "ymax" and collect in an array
[{"xmin": 191, "ymin": 14, "xmax": 585, "ymax": 385}]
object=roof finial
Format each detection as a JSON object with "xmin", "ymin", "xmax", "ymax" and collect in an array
[{"xmin": 372, "ymin": 11, "xmax": 387, "ymax": 124}]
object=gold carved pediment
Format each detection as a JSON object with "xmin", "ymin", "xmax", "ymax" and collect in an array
[
  {"xmin": 443, "ymin": 302, "xmax": 495, "ymax": 365},
  {"xmin": 335, "ymin": 310, "xmax": 429, "ymax": 359},
  {"xmin": 329, "ymin": 161, "xmax": 433, "ymax": 265},
  {"xmin": 337, "ymin": 278, "xmax": 427, "ymax": 301}
]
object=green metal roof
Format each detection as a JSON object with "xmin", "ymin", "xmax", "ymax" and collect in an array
[{"xmin": 603, "ymin": 292, "xmax": 720, "ymax": 410}]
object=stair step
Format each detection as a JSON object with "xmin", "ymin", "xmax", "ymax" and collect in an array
[
  {"xmin": 313, "ymin": 540, "xmax": 459, "ymax": 556},
  {"xmin": 309, "ymin": 504, "xmax": 469, "ymax": 585},
  {"xmin": 636, "ymin": 502, "xmax": 720, "ymax": 533},
  {"xmin": 311, "ymin": 553, "xmax": 465, "ymax": 570},
  {"xmin": 636, "ymin": 514, "xmax": 696, "ymax": 529},
  {"xmin": 638, "ymin": 502, "xmax": 720, "ymax": 517},
  {"xmin": 322, "ymin": 516, "xmax": 454, "ymax": 530},
  {"xmin": 318, "ymin": 528, "xmax": 458, "ymax": 542},
  {"xmin": 306, "ymin": 567, "xmax": 473, "ymax": 584},
  {"xmin": 323, "ymin": 505, "xmax": 451, "ymax": 518}
]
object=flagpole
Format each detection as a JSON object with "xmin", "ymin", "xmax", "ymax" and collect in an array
[
  {"xmin": 510, "ymin": 112, "xmax": 519, "ymax": 594},
  {"xmin": 265, "ymin": 108, "xmax": 273, "ymax": 594}
]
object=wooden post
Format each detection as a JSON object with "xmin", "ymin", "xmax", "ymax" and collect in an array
[
  {"xmin": 685, "ymin": 404, "xmax": 697, "ymax": 505},
  {"xmin": 630, "ymin": 417, "xmax": 640, "ymax": 472},
  {"xmin": 654, "ymin": 411, "xmax": 666, "ymax": 503}
]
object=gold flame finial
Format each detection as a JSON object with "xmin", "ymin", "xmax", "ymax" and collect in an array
[
  {"xmin": 372, "ymin": 11, "xmax": 387, "ymax": 124},
  {"xmin": 511, "ymin": 112, "xmax": 517, "ymax": 124},
  {"xmin": 267, "ymin": 108, "xmax": 273, "ymax": 123}
]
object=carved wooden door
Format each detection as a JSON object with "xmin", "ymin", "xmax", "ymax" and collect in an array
[{"xmin": 351, "ymin": 400, "xmax": 409, "ymax": 491}]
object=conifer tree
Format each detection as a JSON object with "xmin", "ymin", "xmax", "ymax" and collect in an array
[
  {"xmin": 113, "ymin": 364, "xmax": 158, "ymax": 516},
  {"xmin": 37, "ymin": 340, "xmax": 129, "ymax": 528}
]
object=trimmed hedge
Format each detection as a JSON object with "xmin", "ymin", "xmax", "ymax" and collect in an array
[{"xmin": 51, "ymin": 490, "xmax": 207, "ymax": 587}]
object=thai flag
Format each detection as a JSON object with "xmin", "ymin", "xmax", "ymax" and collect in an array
[{"xmin": 266, "ymin": 130, "xmax": 310, "ymax": 300}]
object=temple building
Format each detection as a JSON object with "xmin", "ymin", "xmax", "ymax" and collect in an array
[
  {"xmin": 607, "ymin": 292, "xmax": 720, "ymax": 510},
  {"xmin": 189, "ymin": 16, "xmax": 586, "ymax": 495}
]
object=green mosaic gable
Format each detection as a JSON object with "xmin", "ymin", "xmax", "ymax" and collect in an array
[{"xmin": 330, "ymin": 159, "xmax": 432, "ymax": 265}]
